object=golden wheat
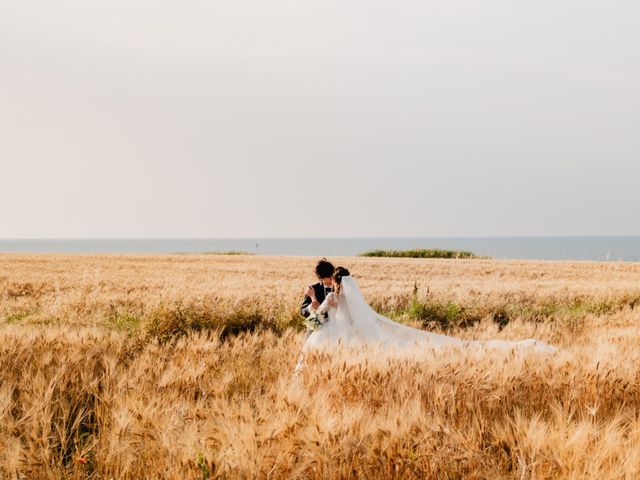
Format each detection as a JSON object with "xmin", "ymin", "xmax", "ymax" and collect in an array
[{"xmin": 1, "ymin": 254, "xmax": 640, "ymax": 479}]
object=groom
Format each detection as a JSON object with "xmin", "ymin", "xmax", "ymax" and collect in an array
[{"xmin": 300, "ymin": 258, "xmax": 335, "ymax": 318}]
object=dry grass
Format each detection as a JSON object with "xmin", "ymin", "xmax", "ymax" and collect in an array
[{"xmin": 1, "ymin": 254, "xmax": 640, "ymax": 479}]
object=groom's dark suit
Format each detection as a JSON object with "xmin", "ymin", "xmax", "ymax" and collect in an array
[{"xmin": 300, "ymin": 282, "xmax": 333, "ymax": 317}]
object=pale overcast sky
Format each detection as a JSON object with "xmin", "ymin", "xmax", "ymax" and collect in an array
[{"xmin": 1, "ymin": 1, "xmax": 638, "ymax": 238}]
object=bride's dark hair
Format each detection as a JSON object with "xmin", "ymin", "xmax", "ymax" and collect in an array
[{"xmin": 333, "ymin": 266, "xmax": 350, "ymax": 294}]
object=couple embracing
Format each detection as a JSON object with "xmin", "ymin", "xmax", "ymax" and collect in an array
[{"xmin": 298, "ymin": 258, "xmax": 557, "ymax": 356}]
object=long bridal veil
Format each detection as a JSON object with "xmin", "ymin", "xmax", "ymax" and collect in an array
[
  {"xmin": 338, "ymin": 276, "xmax": 463, "ymax": 349},
  {"xmin": 338, "ymin": 276, "xmax": 557, "ymax": 354}
]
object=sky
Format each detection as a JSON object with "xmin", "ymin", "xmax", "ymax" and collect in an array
[{"xmin": 1, "ymin": 0, "xmax": 639, "ymax": 238}]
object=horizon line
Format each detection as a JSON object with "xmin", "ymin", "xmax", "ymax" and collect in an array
[{"xmin": 1, "ymin": 235, "xmax": 640, "ymax": 241}]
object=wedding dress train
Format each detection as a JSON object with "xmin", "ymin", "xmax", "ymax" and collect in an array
[{"xmin": 303, "ymin": 276, "xmax": 557, "ymax": 354}]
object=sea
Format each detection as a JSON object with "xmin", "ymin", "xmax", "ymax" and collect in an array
[{"xmin": 1, "ymin": 237, "xmax": 640, "ymax": 262}]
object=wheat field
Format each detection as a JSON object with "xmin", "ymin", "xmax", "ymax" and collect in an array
[{"xmin": 1, "ymin": 254, "xmax": 640, "ymax": 479}]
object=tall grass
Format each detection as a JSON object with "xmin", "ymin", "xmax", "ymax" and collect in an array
[
  {"xmin": 2, "ymin": 320, "xmax": 640, "ymax": 479},
  {"xmin": 1, "ymin": 254, "xmax": 640, "ymax": 478}
]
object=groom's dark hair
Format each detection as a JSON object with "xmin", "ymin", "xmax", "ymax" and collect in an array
[{"xmin": 315, "ymin": 258, "xmax": 335, "ymax": 279}]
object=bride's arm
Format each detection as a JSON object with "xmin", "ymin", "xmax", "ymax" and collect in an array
[{"xmin": 317, "ymin": 292, "xmax": 337, "ymax": 314}]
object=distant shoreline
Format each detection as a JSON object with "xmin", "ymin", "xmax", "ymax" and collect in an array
[{"xmin": 1, "ymin": 237, "xmax": 640, "ymax": 262}]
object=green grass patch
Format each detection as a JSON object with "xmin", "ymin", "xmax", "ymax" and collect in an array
[
  {"xmin": 360, "ymin": 249, "xmax": 484, "ymax": 259},
  {"xmin": 396, "ymin": 296, "xmax": 479, "ymax": 330},
  {"xmin": 110, "ymin": 312, "xmax": 142, "ymax": 334},
  {"xmin": 4, "ymin": 311, "xmax": 31, "ymax": 324}
]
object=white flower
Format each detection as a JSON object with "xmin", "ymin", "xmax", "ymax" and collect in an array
[{"xmin": 304, "ymin": 308, "xmax": 327, "ymax": 332}]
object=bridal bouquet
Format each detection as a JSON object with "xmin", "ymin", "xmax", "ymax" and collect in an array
[{"xmin": 304, "ymin": 308, "xmax": 327, "ymax": 332}]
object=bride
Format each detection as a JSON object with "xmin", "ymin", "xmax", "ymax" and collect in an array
[{"xmin": 302, "ymin": 266, "xmax": 557, "ymax": 355}]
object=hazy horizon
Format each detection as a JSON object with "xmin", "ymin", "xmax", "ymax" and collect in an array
[
  {"xmin": 2, "ymin": 1, "xmax": 639, "ymax": 238},
  {"xmin": 3, "ymin": 234, "xmax": 640, "ymax": 240},
  {"xmin": 3, "ymin": 236, "xmax": 640, "ymax": 261}
]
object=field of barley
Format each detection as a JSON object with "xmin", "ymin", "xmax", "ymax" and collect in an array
[{"xmin": 1, "ymin": 254, "xmax": 640, "ymax": 479}]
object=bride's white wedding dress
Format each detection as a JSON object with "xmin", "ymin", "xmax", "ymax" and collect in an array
[{"xmin": 303, "ymin": 276, "xmax": 557, "ymax": 354}]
